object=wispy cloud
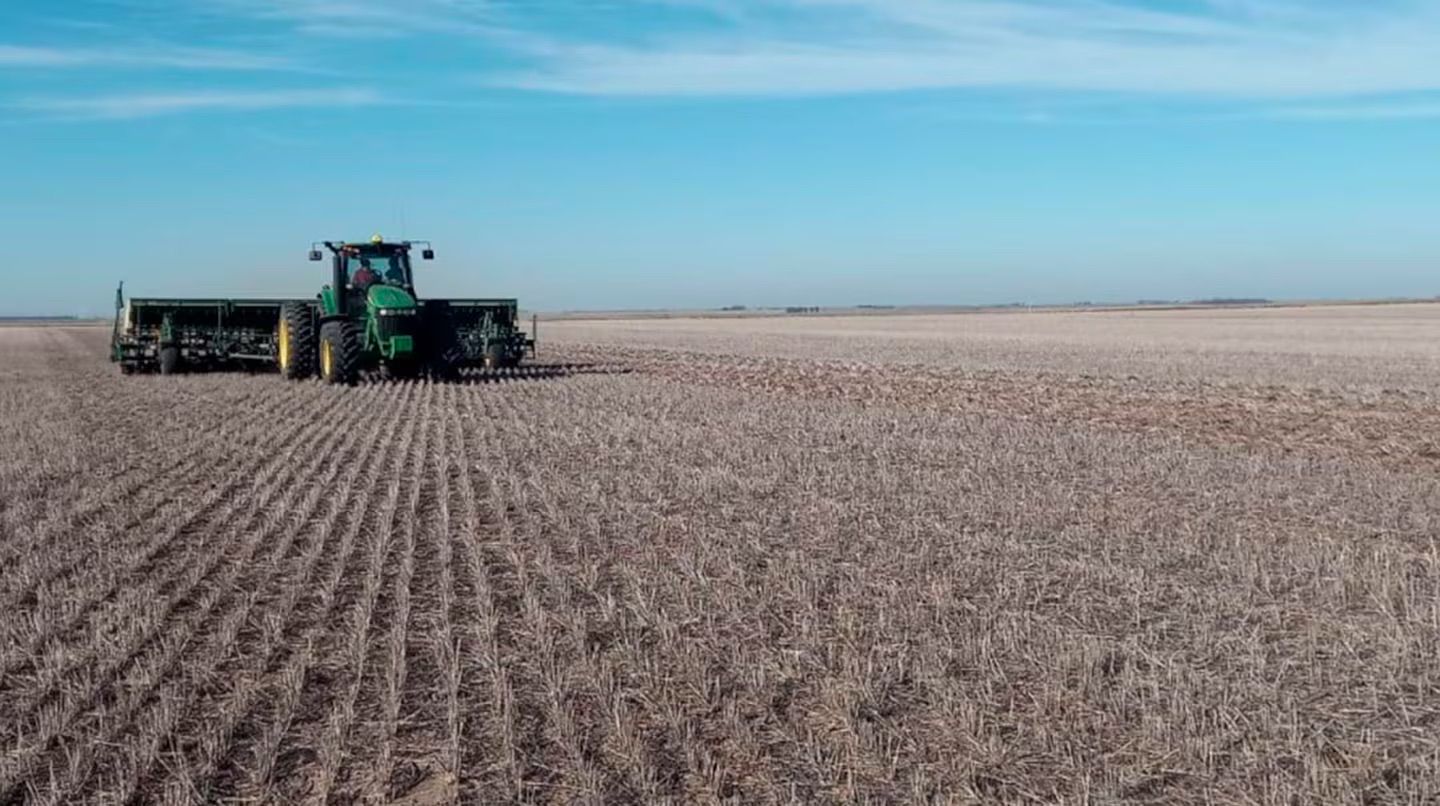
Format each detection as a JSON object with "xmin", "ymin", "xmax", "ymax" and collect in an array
[
  {"xmin": 1271, "ymin": 100, "xmax": 1440, "ymax": 121},
  {"xmin": 13, "ymin": 0, "xmax": 1440, "ymax": 123},
  {"xmin": 0, "ymin": 43, "xmax": 292, "ymax": 71},
  {"xmin": 198, "ymin": 0, "xmax": 504, "ymax": 38},
  {"xmin": 14, "ymin": 88, "xmax": 383, "ymax": 120},
  {"xmin": 481, "ymin": 0, "xmax": 1440, "ymax": 99}
]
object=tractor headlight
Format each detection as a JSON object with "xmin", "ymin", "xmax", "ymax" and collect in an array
[{"xmin": 378, "ymin": 308, "xmax": 417, "ymax": 317}]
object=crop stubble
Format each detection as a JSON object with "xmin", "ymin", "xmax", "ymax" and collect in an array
[{"xmin": 0, "ymin": 313, "xmax": 1437, "ymax": 804}]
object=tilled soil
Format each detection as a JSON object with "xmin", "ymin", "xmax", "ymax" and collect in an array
[
  {"xmin": 552, "ymin": 345, "xmax": 1440, "ymax": 473},
  {"xmin": 1, "ymin": 326, "xmax": 1437, "ymax": 805}
]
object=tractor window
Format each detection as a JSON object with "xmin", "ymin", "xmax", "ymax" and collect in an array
[{"xmin": 346, "ymin": 255, "xmax": 409, "ymax": 287}]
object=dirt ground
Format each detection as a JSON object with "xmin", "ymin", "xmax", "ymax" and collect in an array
[
  {"xmin": 1, "ymin": 310, "xmax": 1437, "ymax": 804},
  {"xmin": 542, "ymin": 303, "xmax": 1440, "ymax": 389}
]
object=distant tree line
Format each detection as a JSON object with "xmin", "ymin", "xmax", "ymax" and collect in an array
[{"xmin": 1189, "ymin": 298, "xmax": 1272, "ymax": 306}]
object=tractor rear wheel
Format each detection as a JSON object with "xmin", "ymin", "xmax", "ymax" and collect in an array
[
  {"xmin": 277, "ymin": 302, "xmax": 316, "ymax": 380},
  {"xmin": 159, "ymin": 346, "xmax": 181, "ymax": 376},
  {"xmin": 318, "ymin": 321, "xmax": 360, "ymax": 385}
]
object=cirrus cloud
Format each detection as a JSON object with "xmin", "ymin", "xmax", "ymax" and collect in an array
[
  {"xmin": 13, "ymin": 87, "xmax": 384, "ymax": 120},
  {"xmin": 0, "ymin": 43, "xmax": 293, "ymax": 71},
  {"xmin": 486, "ymin": 0, "xmax": 1440, "ymax": 99}
]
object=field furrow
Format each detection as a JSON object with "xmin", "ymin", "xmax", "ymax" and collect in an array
[
  {"xmin": 4, "ymin": 383, "xmax": 378, "ymax": 802},
  {"xmin": 121, "ymin": 384, "xmax": 401, "ymax": 803},
  {"xmin": 2, "ymin": 319, "xmax": 1437, "ymax": 804},
  {"xmin": 383, "ymin": 393, "xmax": 462, "ymax": 804},
  {"xmin": 0, "ymin": 374, "xmax": 326, "ymax": 588},
  {"xmin": 266, "ymin": 381, "xmax": 424, "ymax": 804},
  {"xmin": 0, "ymin": 385, "xmax": 348, "ymax": 732},
  {"xmin": 0, "ymin": 384, "xmax": 342, "ymax": 678},
  {"xmin": 446, "ymin": 385, "xmax": 523, "ymax": 802},
  {"xmin": 329, "ymin": 380, "xmax": 438, "ymax": 803},
  {"xmin": 201, "ymin": 381, "xmax": 421, "ymax": 803},
  {"xmin": 419, "ymin": 444, "xmax": 464, "ymax": 802}
]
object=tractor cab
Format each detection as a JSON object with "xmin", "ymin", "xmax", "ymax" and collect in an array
[
  {"xmin": 311, "ymin": 236, "xmax": 433, "ymax": 316},
  {"xmin": 346, "ymin": 250, "xmax": 408, "ymax": 289}
]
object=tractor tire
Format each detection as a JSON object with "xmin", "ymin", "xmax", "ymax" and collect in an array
[
  {"xmin": 318, "ymin": 320, "xmax": 360, "ymax": 385},
  {"xmin": 277, "ymin": 302, "xmax": 316, "ymax": 380},
  {"xmin": 159, "ymin": 346, "xmax": 181, "ymax": 376}
]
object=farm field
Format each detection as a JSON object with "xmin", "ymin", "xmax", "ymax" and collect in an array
[
  {"xmin": 543, "ymin": 303, "xmax": 1440, "ymax": 390},
  {"xmin": 1, "ymin": 307, "xmax": 1438, "ymax": 804}
]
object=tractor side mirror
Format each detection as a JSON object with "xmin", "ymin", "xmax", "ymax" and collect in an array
[
  {"xmin": 308, "ymin": 250, "xmax": 323, "ymax": 261},
  {"xmin": 422, "ymin": 249, "xmax": 435, "ymax": 260}
]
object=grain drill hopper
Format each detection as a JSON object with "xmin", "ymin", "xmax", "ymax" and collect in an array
[{"xmin": 112, "ymin": 237, "xmax": 535, "ymax": 382}]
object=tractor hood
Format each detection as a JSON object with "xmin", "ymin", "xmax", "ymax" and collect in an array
[{"xmin": 367, "ymin": 284, "xmax": 417, "ymax": 310}]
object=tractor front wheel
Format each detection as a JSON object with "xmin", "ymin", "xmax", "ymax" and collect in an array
[
  {"xmin": 278, "ymin": 302, "xmax": 316, "ymax": 380},
  {"xmin": 318, "ymin": 321, "xmax": 360, "ymax": 385}
]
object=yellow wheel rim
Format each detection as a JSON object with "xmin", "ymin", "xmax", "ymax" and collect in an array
[
  {"xmin": 278, "ymin": 320, "xmax": 291, "ymax": 370},
  {"xmin": 321, "ymin": 339, "xmax": 333, "ymax": 378}
]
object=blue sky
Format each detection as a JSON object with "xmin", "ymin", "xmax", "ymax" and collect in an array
[{"xmin": 3, "ymin": 0, "xmax": 1440, "ymax": 314}]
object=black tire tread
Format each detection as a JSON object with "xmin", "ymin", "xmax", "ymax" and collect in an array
[
  {"xmin": 279, "ymin": 302, "xmax": 316, "ymax": 380},
  {"xmin": 319, "ymin": 320, "xmax": 361, "ymax": 385},
  {"xmin": 158, "ymin": 346, "xmax": 181, "ymax": 376}
]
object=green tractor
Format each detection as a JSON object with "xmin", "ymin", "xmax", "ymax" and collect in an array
[{"xmin": 112, "ymin": 237, "xmax": 535, "ymax": 382}]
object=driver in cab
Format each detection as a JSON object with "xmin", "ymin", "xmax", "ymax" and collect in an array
[{"xmin": 352, "ymin": 259, "xmax": 378, "ymax": 289}]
